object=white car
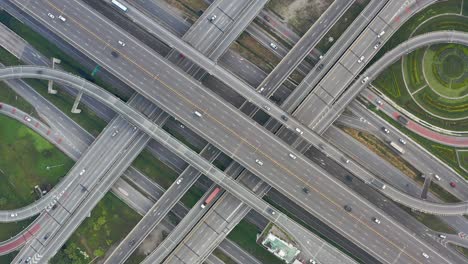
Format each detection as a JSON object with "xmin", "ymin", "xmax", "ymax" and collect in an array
[
  {"xmin": 295, "ymin": 127, "xmax": 303, "ymax": 135},
  {"xmin": 47, "ymin": 13, "xmax": 55, "ymax": 19},
  {"xmin": 79, "ymin": 169, "xmax": 86, "ymax": 176},
  {"xmin": 434, "ymin": 174, "xmax": 441, "ymax": 181},
  {"xmin": 376, "ymin": 99, "xmax": 383, "ymax": 106},
  {"xmin": 361, "ymin": 77, "xmax": 369, "ymax": 83},
  {"xmin": 374, "ymin": 42, "xmax": 381, "ymax": 49},
  {"xmin": 357, "ymin": 56, "xmax": 365, "ymax": 63},
  {"xmin": 422, "ymin": 252, "xmax": 429, "ymax": 259},
  {"xmin": 289, "ymin": 153, "xmax": 297, "ymax": 160},
  {"xmin": 58, "ymin": 15, "xmax": 66, "ymax": 22},
  {"xmin": 176, "ymin": 178, "xmax": 183, "ymax": 184},
  {"xmin": 377, "ymin": 31, "xmax": 385, "ymax": 38},
  {"xmin": 255, "ymin": 159, "xmax": 264, "ymax": 166},
  {"xmin": 269, "ymin": 42, "xmax": 278, "ymax": 50},
  {"xmin": 208, "ymin": 15, "xmax": 217, "ymax": 22},
  {"xmin": 24, "ymin": 116, "xmax": 32, "ymax": 122},
  {"xmin": 399, "ymin": 138, "xmax": 407, "ymax": 145},
  {"xmin": 382, "ymin": 127, "xmax": 390, "ymax": 134},
  {"xmin": 372, "ymin": 217, "xmax": 381, "ymax": 224},
  {"xmin": 258, "ymin": 87, "xmax": 265, "ymax": 93},
  {"xmin": 263, "ymin": 105, "xmax": 271, "ymax": 111},
  {"xmin": 439, "ymin": 234, "xmax": 446, "ymax": 239},
  {"xmin": 118, "ymin": 40, "xmax": 126, "ymax": 47},
  {"xmin": 10, "ymin": 213, "xmax": 17, "ymax": 217}
]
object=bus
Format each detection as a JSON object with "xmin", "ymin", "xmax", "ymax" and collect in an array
[
  {"xmin": 111, "ymin": 0, "xmax": 128, "ymax": 12},
  {"xmin": 389, "ymin": 141, "xmax": 405, "ymax": 154},
  {"xmin": 201, "ymin": 187, "xmax": 221, "ymax": 208}
]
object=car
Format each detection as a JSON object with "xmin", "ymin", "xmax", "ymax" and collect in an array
[
  {"xmin": 434, "ymin": 174, "xmax": 441, "ymax": 181},
  {"xmin": 258, "ymin": 87, "xmax": 265, "ymax": 93},
  {"xmin": 317, "ymin": 64, "xmax": 324, "ymax": 71},
  {"xmin": 439, "ymin": 234, "xmax": 447, "ymax": 239},
  {"xmin": 118, "ymin": 40, "xmax": 126, "ymax": 47},
  {"xmin": 319, "ymin": 55, "xmax": 323, "ymax": 60},
  {"xmin": 111, "ymin": 130, "xmax": 119, "ymax": 137},
  {"xmin": 302, "ymin": 187, "xmax": 309, "ymax": 194},
  {"xmin": 295, "ymin": 127, "xmax": 303, "ymax": 135},
  {"xmin": 79, "ymin": 169, "xmax": 86, "ymax": 176},
  {"xmin": 176, "ymin": 178, "xmax": 183, "ymax": 184},
  {"xmin": 255, "ymin": 159, "xmax": 263, "ymax": 166},
  {"xmin": 269, "ymin": 42, "xmax": 278, "ymax": 50},
  {"xmin": 376, "ymin": 99, "xmax": 383, "ymax": 106},
  {"xmin": 374, "ymin": 42, "xmax": 381, "ymax": 49},
  {"xmin": 344, "ymin": 205, "xmax": 352, "ymax": 212},
  {"xmin": 399, "ymin": 138, "xmax": 407, "ymax": 145},
  {"xmin": 58, "ymin": 15, "xmax": 66, "ymax": 22},
  {"xmin": 10, "ymin": 213, "xmax": 17, "ymax": 217},
  {"xmin": 382, "ymin": 127, "xmax": 390, "ymax": 134},
  {"xmin": 450, "ymin": 182, "xmax": 456, "ymax": 188},
  {"xmin": 194, "ymin": 111, "xmax": 203, "ymax": 117},
  {"xmin": 372, "ymin": 217, "xmax": 381, "ymax": 224},
  {"xmin": 361, "ymin": 77, "xmax": 369, "ymax": 83},
  {"xmin": 281, "ymin": 115, "xmax": 288, "ymax": 121},
  {"xmin": 208, "ymin": 14, "xmax": 217, "ymax": 22},
  {"xmin": 422, "ymin": 252, "xmax": 429, "ymax": 259},
  {"xmin": 44, "ymin": 233, "xmax": 50, "ymax": 240},
  {"xmin": 47, "ymin": 13, "xmax": 55, "ymax": 19},
  {"xmin": 345, "ymin": 175, "xmax": 353, "ymax": 182},
  {"xmin": 111, "ymin": 51, "xmax": 119, "ymax": 58},
  {"xmin": 358, "ymin": 56, "xmax": 365, "ymax": 63},
  {"xmin": 263, "ymin": 105, "xmax": 271, "ymax": 111},
  {"xmin": 263, "ymin": 15, "xmax": 270, "ymax": 22},
  {"xmin": 267, "ymin": 208, "xmax": 276, "ymax": 215},
  {"xmin": 25, "ymin": 257, "xmax": 32, "ymax": 263},
  {"xmin": 0, "ymin": 103, "xmax": 2, "ymax": 109},
  {"xmin": 377, "ymin": 31, "xmax": 385, "ymax": 38},
  {"xmin": 24, "ymin": 116, "xmax": 32, "ymax": 122},
  {"xmin": 289, "ymin": 153, "xmax": 297, "ymax": 159},
  {"xmin": 342, "ymin": 157, "xmax": 350, "ymax": 164}
]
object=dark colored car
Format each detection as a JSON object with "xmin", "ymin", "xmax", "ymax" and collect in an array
[
  {"xmin": 281, "ymin": 115, "xmax": 288, "ymax": 121},
  {"xmin": 344, "ymin": 205, "xmax": 352, "ymax": 212},
  {"xmin": 450, "ymin": 182, "xmax": 456, "ymax": 188},
  {"xmin": 111, "ymin": 51, "xmax": 119, "ymax": 58},
  {"xmin": 302, "ymin": 187, "xmax": 309, "ymax": 194}
]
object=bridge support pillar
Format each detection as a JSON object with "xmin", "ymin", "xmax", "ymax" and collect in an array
[
  {"xmin": 71, "ymin": 90, "xmax": 83, "ymax": 114},
  {"xmin": 47, "ymin": 58, "xmax": 61, "ymax": 94},
  {"xmin": 421, "ymin": 174, "xmax": 432, "ymax": 200}
]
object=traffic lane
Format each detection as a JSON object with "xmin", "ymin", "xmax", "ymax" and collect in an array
[
  {"xmin": 16, "ymin": 122, "xmax": 151, "ymax": 262},
  {"xmin": 280, "ymin": 0, "xmax": 388, "ymax": 111},
  {"xmin": 6, "ymin": 65, "xmax": 440, "ymax": 264},
  {"xmin": 260, "ymin": 0, "xmax": 354, "ymax": 91},
  {"xmin": 23, "ymin": 2, "xmax": 448, "ymax": 262},
  {"xmin": 358, "ymin": 90, "xmax": 468, "ymax": 199}
]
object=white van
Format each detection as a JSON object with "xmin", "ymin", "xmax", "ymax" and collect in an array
[{"xmin": 194, "ymin": 111, "xmax": 203, "ymax": 117}]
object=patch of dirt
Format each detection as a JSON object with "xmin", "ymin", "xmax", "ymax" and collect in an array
[{"xmin": 137, "ymin": 225, "xmax": 170, "ymax": 255}]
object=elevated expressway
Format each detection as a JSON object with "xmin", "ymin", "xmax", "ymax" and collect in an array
[
  {"xmin": 6, "ymin": 1, "xmax": 466, "ymax": 262},
  {"xmin": 0, "ymin": 66, "xmax": 355, "ymax": 264}
]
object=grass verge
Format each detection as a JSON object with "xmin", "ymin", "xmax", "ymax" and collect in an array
[
  {"xmin": 50, "ymin": 193, "xmax": 141, "ymax": 263},
  {"xmin": 0, "ymin": 115, "xmax": 74, "ymax": 209}
]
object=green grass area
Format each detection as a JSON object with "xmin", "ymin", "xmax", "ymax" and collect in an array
[
  {"xmin": 0, "ymin": 218, "xmax": 35, "ymax": 241},
  {"xmin": 227, "ymin": 220, "xmax": 283, "ymax": 264},
  {"xmin": 369, "ymin": 106, "xmax": 468, "ymax": 180},
  {"xmin": 232, "ymin": 32, "xmax": 279, "ymax": 74},
  {"xmin": 374, "ymin": 55, "xmax": 468, "ymax": 130},
  {"xmin": 316, "ymin": 0, "xmax": 370, "ymax": 53},
  {"xmin": 50, "ymin": 193, "xmax": 141, "ymax": 264},
  {"xmin": 0, "ymin": 11, "xmax": 129, "ymax": 102},
  {"xmin": 399, "ymin": 205, "xmax": 455, "ymax": 233},
  {"xmin": 0, "ymin": 115, "xmax": 74, "ymax": 209},
  {"xmin": 454, "ymin": 245, "xmax": 468, "ymax": 259},
  {"xmin": 131, "ymin": 150, "xmax": 179, "ymax": 190},
  {"xmin": 180, "ymin": 184, "xmax": 204, "ymax": 208},
  {"xmin": 402, "ymin": 47, "xmax": 427, "ymax": 92},
  {"xmin": 458, "ymin": 150, "xmax": 468, "ymax": 171}
]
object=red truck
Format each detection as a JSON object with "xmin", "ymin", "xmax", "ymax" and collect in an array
[{"xmin": 201, "ymin": 187, "xmax": 221, "ymax": 208}]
